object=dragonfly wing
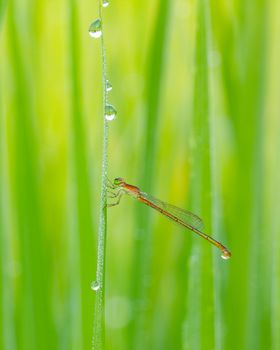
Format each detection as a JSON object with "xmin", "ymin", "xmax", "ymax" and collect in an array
[{"xmin": 140, "ymin": 192, "xmax": 204, "ymax": 231}]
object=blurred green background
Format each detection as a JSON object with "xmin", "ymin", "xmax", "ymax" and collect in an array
[{"xmin": 1, "ymin": 0, "xmax": 280, "ymax": 349}]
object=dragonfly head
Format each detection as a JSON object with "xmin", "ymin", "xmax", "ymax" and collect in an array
[{"xmin": 114, "ymin": 177, "xmax": 126, "ymax": 187}]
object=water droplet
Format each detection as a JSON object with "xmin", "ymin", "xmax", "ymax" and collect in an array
[
  {"xmin": 88, "ymin": 19, "xmax": 102, "ymax": 38},
  {"xmin": 91, "ymin": 281, "xmax": 100, "ymax": 291},
  {"xmin": 106, "ymin": 80, "xmax": 113, "ymax": 92},
  {"xmin": 102, "ymin": 0, "xmax": 109, "ymax": 7},
  {"xmin": 105, "ymin": 104, "xmax": 117, "ymax": 121},
  {"xmin": 221, "ymin": 250, "xmax": 231, "ymax": 260}
]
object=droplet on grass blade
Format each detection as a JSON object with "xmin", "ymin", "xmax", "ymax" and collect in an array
[
  {"xmin": 105, "ymin": 104, "xmax": 117, "ymax": 121},
  {"xmin": 88, "ymin": 19, "xmax": 102, "ymax": 38},
  {"xmin": 102, "ymin": 0, "xmax": 109, "ymax": 7},
  {"xmin": 221, "ymin": 250, "xmax": 231, "ymax": 260},
  {"xmin": 91, "ymin": 281, "xmax": 100, "ymax": 291},
  {"xmin": 106, "ymin": 80, "xmax": 113, "ymax": 92}
]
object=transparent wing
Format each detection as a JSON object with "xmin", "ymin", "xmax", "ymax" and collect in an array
[{"xmin": 140, "ymin": 191, "xmax": 204, "ymax": 231}]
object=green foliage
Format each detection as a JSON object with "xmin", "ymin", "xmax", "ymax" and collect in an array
[{"xmin": 1, "ymin": 0, "xmax": 279, "ymax": 349}]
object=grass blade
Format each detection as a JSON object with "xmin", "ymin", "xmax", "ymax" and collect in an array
[
  {"xmin": 0, "ymin": 85, "xmax": 17, "ymax": 350},
  {"xmin": 184, "ymin": 1, "xmax": 215, "ymax": 349},
  {"xmin": 92, "ymin": 2, "xmax": 110, "ymax": 349},
  {"xmin": 210, "ymin": 0, "xmax": 269, "ymax": 348},
  {"xmin": 68, "ymin": 1, "xmax": 96, "ymax": 348},
  {"xmin": 128, "ymin": 1, "xmax": 171, "ymax": 349},
  {"xmin": 6, "ymin": 2, "xmax": 56, "ymax": 349}
]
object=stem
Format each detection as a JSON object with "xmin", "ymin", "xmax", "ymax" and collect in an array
[{"xmin": 92, "ymin": 1, "xmax": 109, "ymax": 349}]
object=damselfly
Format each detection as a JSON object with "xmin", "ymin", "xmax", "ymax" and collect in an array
[{"xmin": 107, "ymin": 177, "xmax": 231, "ymax": 259}]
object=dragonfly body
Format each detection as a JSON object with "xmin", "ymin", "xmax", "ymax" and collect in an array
[
  {"xmin": 122, "ymin": 183, "xmax": 141, "ymax": 198},
  {"xmin": 108, "ymin": 177, "xmax": 231, "ymax": 260}
]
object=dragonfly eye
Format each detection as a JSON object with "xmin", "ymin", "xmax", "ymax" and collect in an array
[{"xmin": 114, "ymin": 177, "xmax": 125, "ymax": 186}]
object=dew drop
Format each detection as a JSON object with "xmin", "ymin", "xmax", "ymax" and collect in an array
[
  {"xmin": 88, "ymin": 19, "xmax": 102, "ymax": 38},
  {"xmin": 106, "ymin": 80, "xmax": 113, "ymax": 92},
  {"xmin": 102, "ymin": 0, "xmax": 109, "ymax": 7},
  {"xmin": 105, "ymin": 104, "xmax": 117, "ymax": 121},
  {"xmin": 91, "ymin": 281, "xmax": 100, "ymax": 291},
  {"xmin": 221, "ymin": 250, "xmax": 231, "ymax": 260}
]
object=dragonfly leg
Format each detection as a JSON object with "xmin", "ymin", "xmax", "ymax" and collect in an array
[
  {"xmin": 106, "ymin": 176, "xmax": 116, "ymax": 189},
  {"xmin": 107, "ymin": 190, "xmax": 117, "ymax": 198},
  {"xmin": 107, "ymin": 192, "xmax": 123, "ymax": 207},
  {"xmin": 107, "ymin": 189, "xmax": 122, "ymax": 198}
]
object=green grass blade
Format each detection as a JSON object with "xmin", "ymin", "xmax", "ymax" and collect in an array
[
  {"xmin": 92, "ymin": 2, "xmax": 110, "ymax": 349},
  {"xmin": 68, "ymin": 1, "xmax": 96, "ymax": 348},
  {"xmin": 0, "ymin": 89, "xmax": 17, "ymax": 350},
  {"xmin": 0, "ymin": 0, "xmax": 7, "ymax": 29},
  {"xmin": 210, "ymin": 1, "xmax": 270, "ymax": 349},
  {"xmin": 0, "ymin": 58, "xmax": 3, "ymax": 350},
  {"xmin": 1, "ymin": 61, "xmax": 17, "ymax": 349},
  {"xmin": 244, "ymin": 4, "xmax": 268, "ymax": 348},
  {"xmin": 128, "ymin": 1, "xmax": 171, "ymax": 349},
  {"xmin": 6, "ymin": 2, "xmax": 56, "ymax": 349},
  {"xmin": 268, "ymin": 4, "xmax": 280, "ymax": 349},
  {"xmin": 184, "ymin": 1, "xmax": 215, "ymax": 349}
]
